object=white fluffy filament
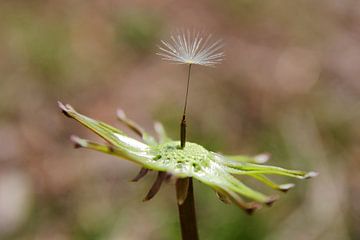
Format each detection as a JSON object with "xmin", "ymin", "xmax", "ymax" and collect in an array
[{"xmin": 157, "ymin": 30, "xmax": 224, "ymax": 67}]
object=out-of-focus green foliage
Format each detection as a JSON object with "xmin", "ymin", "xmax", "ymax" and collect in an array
[{"xmin": 114, "ymin": 11, "xmax": 162, "ymax": 54}]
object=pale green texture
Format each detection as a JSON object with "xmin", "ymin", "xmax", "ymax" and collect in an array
[{"xmin": 59, "ymin": 102, "xmax": 317, "ymax": 213}]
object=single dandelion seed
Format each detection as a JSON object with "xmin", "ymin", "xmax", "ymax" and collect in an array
[{"xmin": 158, "ymin": 30, "xmax": 224, "ymax": 149}]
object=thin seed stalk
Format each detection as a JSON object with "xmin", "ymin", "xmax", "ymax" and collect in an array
[{"xmin": 180, "ymin": 64, "xmax": 192, "ymax": 149}]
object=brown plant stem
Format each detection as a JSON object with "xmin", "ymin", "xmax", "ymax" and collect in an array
[{"xmin": 176, "ymin": 178, "xmax": 199, "ymax": 240}]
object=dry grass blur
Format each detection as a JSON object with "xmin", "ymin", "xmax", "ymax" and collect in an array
[{"xmin": 0, "ymin": 0, "xmax": 359, "ymax": 239}]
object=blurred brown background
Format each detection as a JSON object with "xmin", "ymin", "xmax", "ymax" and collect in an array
[{"xmin": 0, "ymin": 0, "xmax": 359, "ymax": 239}]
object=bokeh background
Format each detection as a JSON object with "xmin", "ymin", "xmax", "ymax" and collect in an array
[{"xmin": 1, "ymin": 0, "xmax": 359, "ymax": 239}]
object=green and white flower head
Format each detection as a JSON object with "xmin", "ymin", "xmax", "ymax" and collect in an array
[
  {"xmin": 157, "ymin": 30, "xmax": 224, "ymax": 66},
  {"xmin": 58, "ymin": 102, "xmax": 317, "ymax": 214}
]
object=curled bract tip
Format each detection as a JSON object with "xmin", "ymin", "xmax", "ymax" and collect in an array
[
  {"xmin": 58, "ymin": 101, "xmax": 71, "ymax": 118},
  {"xmin": 116, "ymin": 109, "xmax": 126, "ymax": 119},
  {"xmin": 254, "ymin": 153, "xmax": 271, "ymax": 164},
  {"xmin": 245, "ymin": 203, "xmax": 262, "ymax": 215},
  {"xmin": 70, "ymin": 135, "xmax": 86, "ymax": 148},
  {"xmin": 279, "ymin": 183, "xmax": 295, "ymax": 192},
  {"xmin": 265, "ymin": 195, "xmax": 279, "ymax": 207},
  {"xmin": 305, "ymin": 171, "xmax": 319, "ymax": 179}
]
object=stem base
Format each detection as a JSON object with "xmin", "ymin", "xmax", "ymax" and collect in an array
[{"xmin": 176, "ymin": 178, "xmax": 199, "ymax": 240}]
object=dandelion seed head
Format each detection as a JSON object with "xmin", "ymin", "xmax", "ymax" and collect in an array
[
  {"xmin": 60, "ymin": 102, "xmax": 317, "ymax": 213},
  {"xmin": 157, "ymin": 30, "xmax": 224, "ymax": 67}
]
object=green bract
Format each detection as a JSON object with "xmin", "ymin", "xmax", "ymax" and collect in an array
[{"xmin": 59, "ymin": 102, "xmax": 317, "ymax": 213}]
